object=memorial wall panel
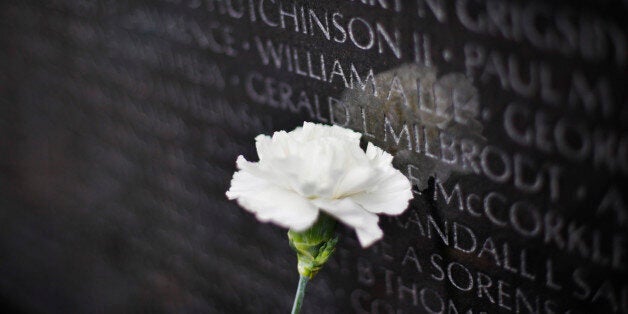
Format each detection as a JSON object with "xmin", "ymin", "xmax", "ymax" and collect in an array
[{"xmin": 0, "ymin": 0, "xmax": 626, "ymax": 313}]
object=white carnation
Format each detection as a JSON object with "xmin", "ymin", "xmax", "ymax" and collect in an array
[{"xmin": 226, "ymin": 122, "xmax": 413, "ymax": 247}]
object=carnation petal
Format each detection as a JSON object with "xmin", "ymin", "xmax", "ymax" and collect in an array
[
  {"xmin": 326, "ymin": 124, "xmax": 362, "ymax": 143},
  {"xmin": 312, "ymin": 198, "xmax": 383, "ymax": 247},
  {"xmin": 351, "ymin": 170, "xmax": 413, "ymax": 215},
  {"xmin": 226, "ymin": 167, "xmax": 319, "ymax": 231},
  {"xmin": 235, "ymin": 156, "xmax": 282, "ymax": 186},
  {"xmin": 297, "ymin": 122, "xmax": 362, "ymax": 144},
  {"xmin": 366, "ymin": 142, "xmax": 393, "ymax": 166},
  {"xmin": 333, "ymin": 166, "xmax": 379, "ymax": 198},
  {"xmin": 254, "ymin": 134, "xmax": 273, "ymax": 161}
]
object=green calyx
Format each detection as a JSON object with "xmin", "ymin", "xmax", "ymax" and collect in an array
[{"xmin": 288, "ymin": 213, "xmax": 338, "ymax": 279}]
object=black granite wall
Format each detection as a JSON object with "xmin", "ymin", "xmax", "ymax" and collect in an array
[{"xmin": 0, "ymin": 0, "xmax": 626, "ymax": 313}]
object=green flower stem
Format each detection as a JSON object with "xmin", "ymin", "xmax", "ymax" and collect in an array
[
  {"xmin": 290, "ymin": 275, "xmax": 309, "ymax": 314},
  {"xmin": 287, "ymin": 213, "xmax": 339, "ymax": 313},
  {"xmin": 288, "ymin": 213, "xmax": 338, "ymax": 279}
]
